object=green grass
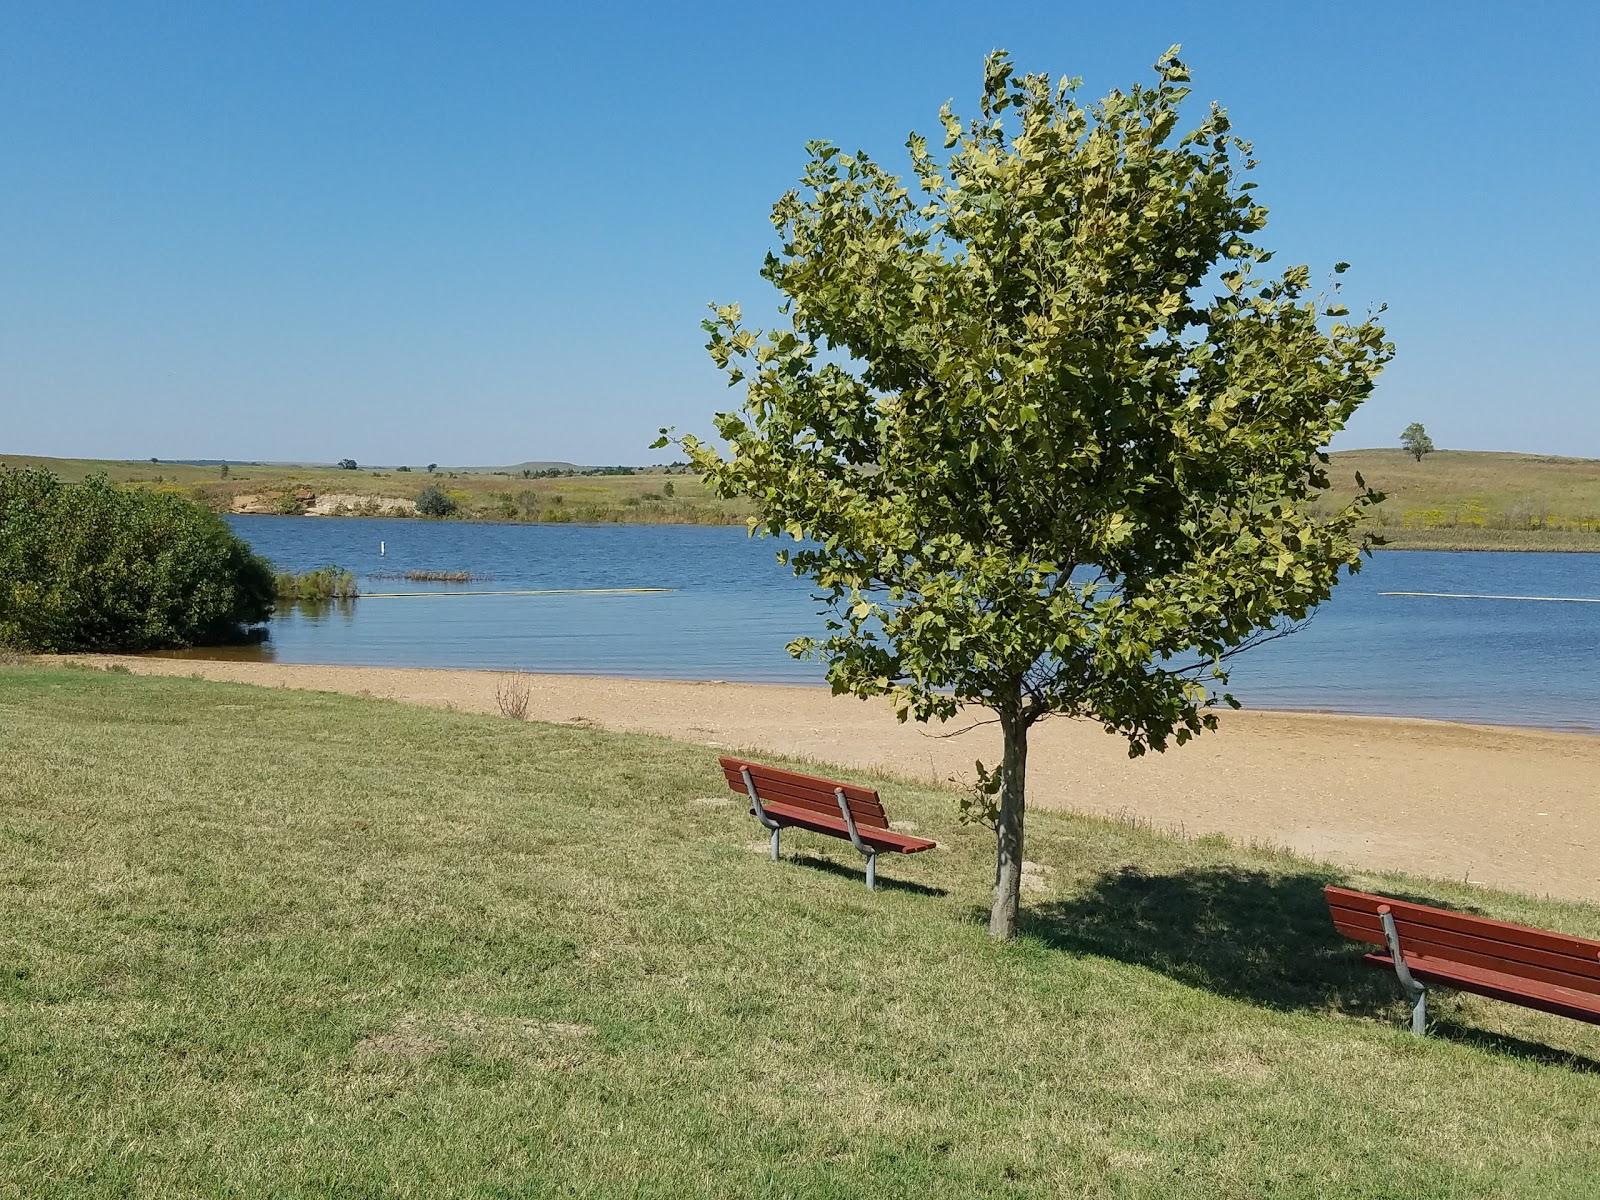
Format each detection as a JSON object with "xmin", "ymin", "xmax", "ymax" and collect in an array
[{"xmin": 3, "ymin": 665, "xmax": 1600, "ymax": 1197}]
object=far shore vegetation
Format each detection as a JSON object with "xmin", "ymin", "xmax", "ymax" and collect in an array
[{"xmin": 5, "ymin": 448, "xmax": 1600, "ymax": 550}]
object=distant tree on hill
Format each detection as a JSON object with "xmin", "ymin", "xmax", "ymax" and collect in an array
[
  {"xmin": 664, "ymin": 47, "xmax": 1391, "ymax": 940},
  {"xmin": 336, "ymin": 458, "xmax": 358, "ymax": 471},
  {"xmin": 1401, "ymin": 423, "xmax": 1435, "ymax": 463},
  {"xmin": 427, "ymin": 463, "xmax": 438, "ymax": 474}
]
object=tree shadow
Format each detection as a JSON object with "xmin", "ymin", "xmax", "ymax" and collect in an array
[
  {"xmin": 1025, "ymin": 865, "xmax": 1392, "ymax": 1015},
  {"xmin": 787, "ymin": 853, "xmax": 950, "ymax": 897},
  {"xmin": 1023, "ymin": 864, "xmax": 1600, "ymax": 1070}
]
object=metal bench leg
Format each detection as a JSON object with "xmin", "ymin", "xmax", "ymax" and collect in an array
[
  {"xmin": 836, "ymin": 788, "xmax": 878, "ymax": 891},
  {"xmin": 742, "ymin": 767, "xmax": 782, "ymax": 863},
  {"xmin": 1380, "ymin": 906, "xmax": 1428, "ymax": 1035}
]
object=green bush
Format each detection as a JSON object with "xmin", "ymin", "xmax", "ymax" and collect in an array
[
  {"xmin": 415, "ymin": 486, "xmax": 458, "ymax": 518},
  {"xmin": 0, "ymin": 468, "xmax": 275, "ymax": 652}
]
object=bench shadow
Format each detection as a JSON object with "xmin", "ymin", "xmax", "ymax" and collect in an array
[
  {"xmin": 1022, "ymin": 864, "xmax": 1600, "ymax": 1071},
  {"xmin": 787, "ymin": 853, "xmax": 950, "ymax": 897},
  {"xmin": 1425, "ymin": 1018, "xmax": 1600, "ymax": 1073}
]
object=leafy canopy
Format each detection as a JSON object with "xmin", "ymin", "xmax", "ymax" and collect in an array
[
  {"xmin": 664, "ymin": 48, "xmax": 1392, "ymax": 754},
  {"xmin": 0, "ymin": 468, "xmax": 275, "ymax": 653}
]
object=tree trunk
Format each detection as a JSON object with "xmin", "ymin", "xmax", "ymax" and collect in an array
[{"xmin": 989, "ymin": 688, "xmax": 1029, "ymax": 940}]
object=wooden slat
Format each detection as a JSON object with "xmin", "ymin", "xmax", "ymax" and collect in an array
[
  {"xmin": 1332, "ymin": 907, "xmax": 1600, "ymax": 986},
  {"xmin": 720, "ymin": 757, "xmax": 881, "ymax": 806},
  {"xmin": 758, "ymin": 800, "xmax": 936, "ymax": 854},
  {"xmin": 725, "ymin": 772, "xmax": 891, "ymax": 827},
  {"xmin": 1326, "ymin": 886, "xmax": 1600, "ymax": 965},
  {"xmin": 1335, "ymin": 915, "xmax": 1600, "ymax": 996},
  {"xmin": 720, "ymin": 757, "xmax": 890, "ymax": 828},
  {"xmin": 1327, "ymin": 909, "xmax": 1388, "ymax": 948},
  {"xmin": 1363, "ymin": 953, "xmax": 1600, "ymax": 1025}
]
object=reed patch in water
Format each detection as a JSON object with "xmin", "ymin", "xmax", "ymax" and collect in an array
[
  {"xmin": 370, "ymin": 569, "xmax": 488, "ymax": 583},
  {"xmin": 274, "ymin": 566, "xmax": 359, "ymax": 601}
]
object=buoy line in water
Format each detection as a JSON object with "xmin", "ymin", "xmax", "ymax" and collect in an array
[
  {"xmin": 1380, "ymin": 591, "xmax": 1600, "ymax": 604},
  {"xmin": 359, "ymin": 587, "xmax": 676, "ymax": 599}
]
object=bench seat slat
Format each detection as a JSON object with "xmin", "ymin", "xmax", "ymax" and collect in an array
[
  {"xmin": 1334, "ymin": 912, "xmax": 1600, "ymax": 995},
  {"xmin": 1330, "ymin": 906, "xmax": 1600, "ymax": 987},
  {"xmin": 1326, "ymin": 886, "xmax": 1600, "ymax": 965},
  {"xmin": 756, "ymin": 800, "xmax": 936, "ymax": 855},
  {"xmin": 1364, "ymin": 952, "xmax": 1600, "ymax": 1025}
]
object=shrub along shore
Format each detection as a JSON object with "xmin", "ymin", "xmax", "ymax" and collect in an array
[{"xmin": 2, "ymin": 663, "xmax": 1598, "ymax": 1196}]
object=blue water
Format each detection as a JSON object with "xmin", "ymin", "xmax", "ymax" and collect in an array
[{"xmin": 220, "ymin": 515, "xmax": 1600, "ymax": 731}]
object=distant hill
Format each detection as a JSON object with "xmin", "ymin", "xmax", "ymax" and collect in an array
[
  {"xmin": 1322, "ymin": 448, "xmax": 1600, "ymax": 550},
  {"xmin": 6, "ymin": 448, "xmax": 1597, "ymax": 549}
]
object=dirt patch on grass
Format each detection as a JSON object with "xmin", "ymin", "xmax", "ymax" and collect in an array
[{"xmin": 357, "ymin": 1023, "xmax": 448, "ymax": 1060}]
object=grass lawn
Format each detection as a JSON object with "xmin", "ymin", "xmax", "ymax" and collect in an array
[{"xmin": 3, "ymin": 665, "xmax": 1599, "ymax": 1197}]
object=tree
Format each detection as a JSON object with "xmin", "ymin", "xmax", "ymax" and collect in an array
[
  {"xmin": 661, "ymin": 48, "xmax": 1391, "ymax": 939},
  {"xmin": 1401, "ymin": 423, "xmax": 1434, "ymax": 463},
  {"xmin": 336, "ymin": 458, "xmax": 358, "ymax": 471},
  {"xmin": 0, "ymin": 468, "xmax": 274, "ymax": 652},
  {"xmin": 662, "ymin": 480, "xmax": 675, "ymax": 498},
  {"xmin": 219, "ymin": 462, "xmax": 230, "ymax": 479},
  {"xmin": 415, "ymin": 485, "xmax": 457, "ymax": 517},
  {"xmin": 427, "ymin": 463, "xmax": 438, "ymax": 474}
]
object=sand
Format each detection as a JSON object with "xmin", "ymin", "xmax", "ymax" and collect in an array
[{"xmin": 64, "ymin": 656, "xmax": 1600, "ymax": 904}]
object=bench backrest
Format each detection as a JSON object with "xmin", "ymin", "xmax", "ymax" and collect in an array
[
  {"xmin": 719, "ymin": 756, "xmax": 890, "ymax": 831},
  {"xmin": 1325, "ymin": 885, "xmax": 1600, "ymax": 997}
]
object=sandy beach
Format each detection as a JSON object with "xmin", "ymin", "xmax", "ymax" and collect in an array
[{"xmin": 66, "ymin": 655, "xmax": 1600, "ymax": 904}]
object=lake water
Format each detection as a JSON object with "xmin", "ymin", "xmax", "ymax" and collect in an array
[{"xmin": 215, "ymin": 515, "xmax": 1600, "ymax": 732}]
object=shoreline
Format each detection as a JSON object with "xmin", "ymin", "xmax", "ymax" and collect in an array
[
  {"xmin": 224, "ymin": 511, "xmax": 1600, "ymax": 553},
  {"xmin": 53, "ymin": 655, "xmax": 1600, "ymax": 905},
  {"xmin": 142, "ymin": 649, "xmax": 1600, "ymax": 738}
]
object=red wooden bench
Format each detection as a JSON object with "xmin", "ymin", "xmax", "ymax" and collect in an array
[
  {"xmin": 1325, "ymin": 885, "xmax": 1600, "ymax": 1034},
  {"xmin": 719, "ymin": 756, "xmax": 936, "ymax": 890}
]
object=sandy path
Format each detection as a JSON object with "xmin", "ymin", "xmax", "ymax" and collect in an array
[{"xmin": 67, "ymin": 656, "xmax": 1600, "ymax": 903}]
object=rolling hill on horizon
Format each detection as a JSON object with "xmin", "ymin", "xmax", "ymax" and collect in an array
[{"xmin": 5, "ymin": 448, "xmax": 1600, "ymax": 549}]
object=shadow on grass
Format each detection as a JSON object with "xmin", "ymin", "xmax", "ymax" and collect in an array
[
  {"xmin": 1023, "ymin": 864, "xmax": 1600, "ymax": 1071},
  {"xmin": 787, "ymin": 853, "xmax": 951, "ymax": 897},
  {"xmin": 1024, "ymin": 865, "xmax": 1391, "ymax": 1014}
]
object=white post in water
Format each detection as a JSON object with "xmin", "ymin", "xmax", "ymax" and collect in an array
[{"xmin": 379, "ymin": 540, "xmax": 386, "ymax": 557}]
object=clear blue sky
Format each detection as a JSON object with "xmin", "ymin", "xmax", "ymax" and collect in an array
[{"xmin": 3, "ymin": 2, "xmax": 1596, "ymax": 466}]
